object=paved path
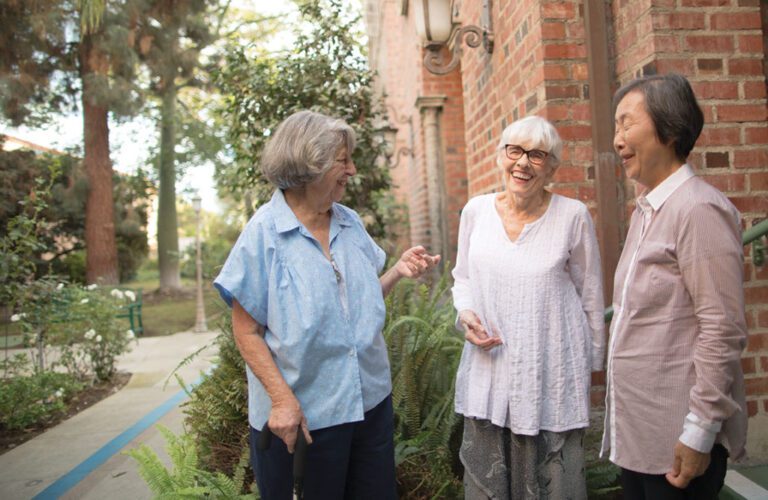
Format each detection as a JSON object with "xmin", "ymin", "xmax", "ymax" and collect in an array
[{"xmin": 0, "ymin": 330, "xmax": 219, "ymax": 500}]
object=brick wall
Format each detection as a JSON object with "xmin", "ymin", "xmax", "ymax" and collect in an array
[
  {"xmin": 612, "ymin": 0, "xmax": 768, "ymax": 439},
  {"xmin": 369, "ymin": 0, "xmax": 768, "ymax": 457}
]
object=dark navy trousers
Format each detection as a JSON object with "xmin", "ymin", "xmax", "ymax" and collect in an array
[{"xmin": 249, "ymin": 394, "xmax": 397, "ymax": 500}]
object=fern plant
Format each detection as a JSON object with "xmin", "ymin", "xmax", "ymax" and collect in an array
[
  {"xmin": 384, "ymin": 268, "xmax": 465, "ymax": 498},
  {"xmin": 126, "ymin": 425, "xmax": 254, "ymax": 499}
]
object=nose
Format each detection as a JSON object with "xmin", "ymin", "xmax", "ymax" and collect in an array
[
  {"xmin": 613, "ymin": 130, "xmax": 625, "ymax": 153},
  {"xmin": 346, "ymin": 159, "xmax": 357, "ymax": 176}
]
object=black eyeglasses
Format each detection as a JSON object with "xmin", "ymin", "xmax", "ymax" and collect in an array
[{"xmin": 504, "ymin": 145, "xmax": 549, "ymax": 166}]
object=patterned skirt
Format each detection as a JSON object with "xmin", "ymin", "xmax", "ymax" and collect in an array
[{"xmin": 460, "ymin": 418, "xmax": 586, "ymax": 500}]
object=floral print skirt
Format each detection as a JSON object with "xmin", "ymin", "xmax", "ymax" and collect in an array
[{"xmin": 460, "ymin": 418, "xmax": 586, "ymax": 500}]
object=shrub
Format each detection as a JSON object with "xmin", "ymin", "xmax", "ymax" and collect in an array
[
  {"xmin": 182, "ymin": 314, "xmax": 250, "ymax": 481},
  {"xmin": 0, "ymin": 354, "xmax": 82, "ymax": 430}
]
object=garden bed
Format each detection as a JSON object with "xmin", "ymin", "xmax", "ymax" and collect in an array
[{"xmin": 0, "ymin": 371, "xmax": 131, "ymax": 455}]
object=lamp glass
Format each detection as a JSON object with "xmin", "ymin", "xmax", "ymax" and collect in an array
[
  {"xmin": 413, "ymin": 0, "xmax": 453, "ymax": 44},
  {"xmin": 192, "ymin": 196, "xmax": 202, "ymax": 212}
]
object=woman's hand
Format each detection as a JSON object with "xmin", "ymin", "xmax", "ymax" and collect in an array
[
  {"xmin": 459, "ymin": 309, "xmax": 503, "ymax": 351},
  {"xmin": 394, "ymin": 245, "xmax": 441, "ymax": 279},
  {"xmin": 381, "ymin": 245, "xmax": 441, "ymax": 297},
  {"xmin": 268, "ymin": 394, "xmax": 313, "ymax": 453}
]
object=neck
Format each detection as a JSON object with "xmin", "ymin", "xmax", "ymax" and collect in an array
[
  {"xmin": 503, "ymin": 190, "xmax": 550, "ymax": 217},
  {"xmin": 283, "ymin": 188, "xmax": 332, "ymax": 225}
]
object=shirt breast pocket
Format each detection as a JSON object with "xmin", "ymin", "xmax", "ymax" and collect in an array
[{"xmin": 635, "ymin": 241, "xmax": 680, "ymax": 308}]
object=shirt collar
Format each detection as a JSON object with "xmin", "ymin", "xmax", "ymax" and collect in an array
[
  {"xmin": 639, "ymin": 163, "xmax": 695, "ymax": 212},
  {"xmin": 271, "ymin": 189, "xmax": 352, "ymax": 234}
]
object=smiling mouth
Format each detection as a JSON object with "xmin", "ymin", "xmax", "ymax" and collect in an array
[{"xmin": 511, "ymin": 172, "xmax": 533, "ymax": 181}]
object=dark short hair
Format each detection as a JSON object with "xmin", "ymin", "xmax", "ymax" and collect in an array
[{"xmin": 613, "ymin": 73, "xmax": 704, "ymax": 162}]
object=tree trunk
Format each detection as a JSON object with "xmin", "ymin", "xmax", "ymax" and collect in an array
[
  {"xmin": 157, "ymin": 77, "xmax": 181, "ymax": 291},
  {"xmin": 81, "ymin": 33, "xmax": 119, "ymax": 285}
]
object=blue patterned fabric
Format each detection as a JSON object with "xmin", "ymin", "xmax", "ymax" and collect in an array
[{"xmin": 214, "ymin": 189, "xmax": 390, "ymax": 431}]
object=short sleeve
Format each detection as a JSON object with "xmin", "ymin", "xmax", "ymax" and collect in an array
[
  {"xmin": 348, "ymin": 209, "xmax": 386, "ymax": 273},
  {"xmin": 213, "ymin": 218, "xmax": 271, "ymax": 326}
]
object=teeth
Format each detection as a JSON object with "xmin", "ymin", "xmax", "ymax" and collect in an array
[{"xmin": 512, "ymin": 172, "xmax": 532, "ymax": 181}]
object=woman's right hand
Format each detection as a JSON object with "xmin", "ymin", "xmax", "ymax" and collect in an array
[
  {"xmin": 268, "ymin": 394, "xmax": 313, "ymax": 453},
  {"xmin": 459, "ymin": 310, "xmax": 503, "ymax": 351}
]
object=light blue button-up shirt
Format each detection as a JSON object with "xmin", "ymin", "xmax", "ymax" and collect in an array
[{"xmin": 214, "ymin": 189, "xmax": 390, "ymax": 432}]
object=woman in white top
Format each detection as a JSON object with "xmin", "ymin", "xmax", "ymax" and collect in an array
[{"xmin": 452, "ymin": 116, "xmax": 605, "ymax": 499}]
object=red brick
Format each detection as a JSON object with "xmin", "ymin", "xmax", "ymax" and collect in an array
[
  {"xmin": 746, "ymin": 376, "xmax": 768, "ymax": 396},
  {"xmin": 685, "ymin": 35, "xmax": 734, "ymax": 53},
  {"xmin": 747, "ymin": 399, "xmax": 758, "ymax": 417},
  {"xmin": 729, "ymin": 58, "xmax": 764, "ymax": 76},
  {"xmin": 554, "ymin": 166, "xmax": 586, "ymax": 183},
  {"xmin": 541, "ymin": 2, "xmax": 576, "ymax": 20},
  {"xmin": 746, "ymin": 127, "xmax": 768, "ymax": 144},
  {"xmin": 692, "ymin": 81, "xmax": 739, "ymax": 99},
  {"xmin": 748, "ymin": 332, "xmax": 768, "ymax": 351},
  {"xmin": 558, "ymin": 125, "xmax": 592, "ymax": 141},
  {"xmin": 744, "ymin": 81, "xmax": 767, "ymax": 99},
  {"xmin": 655, "ymin": 58, "xmax": 695, "ymax": 74},
  {"xmin": 734, "ymin": 149, "xmax": 768, "ymax": 168},
  {"xmin": 543, "ymin": 43, "xmax": 587, "ymax": 59},
  {"xmin": 743, "ymin": 356, "xmax": 757, "ymax": 374},
  {"xmin": 652, "ymin": 12, "xmax": 706, "ymax": 30},
  {"xmin": 762, "ymin": 356, "xmax": 768, "ymax": 372},
  {"xmin": 590, "ymin": 390, "xmax": 606, "ymax": 407},
  {"xmin": 541, "ymin": 22, "xmax": 566, "ymax": 40},
  {"xmin": 717, "ymin": 104, "xmax": 768, "ymax": 122},
  {"xmin": 711, "ymin": 12, "xmax": 762, "ymax": 30},
  {"xmin": 543, "ymin": 64, "xmax": 570, "ymax": 80},
  {"xmin": 731, "ymin": 196, "xmax": 768, "ymax": 213},
  {"xmin": 738, "ymin": 34, "xmax": 765, "ymax": 54},
  {"xmin": 545, "ymin": 84, "xmax": 581, "ymax": 99},
  {"xmin": 699, "ymin": 127, "xmax": 741, "ymax": 146},
  {"xmin": 680, "ymin": 0, "xmax": 729, "ymax": 5},
  {"xmin": 751, "ymin": 172, "xmax": 768, "ymax": 191},
  {"xmin": 591, "ymin": 371, "xmax": 606, "ymax": 385},
  {"xmin": 758, "ymin": 309, "xmax": 768, "ymax": 327}
]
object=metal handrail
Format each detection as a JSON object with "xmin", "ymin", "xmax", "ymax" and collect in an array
[{"xmin": 603, "ymin": 219, "xmax": 768, "ymax": 323}]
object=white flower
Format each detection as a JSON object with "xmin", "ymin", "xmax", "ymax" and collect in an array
[
  {"xmin": 84, "ymin": 329, "xmax": 96, "ymax": 340},
  {"xmin": 86, "ymin": 284, "xmax": 98, "ymax": 291},
  {"xmin": 10, "ymin": 314, "xmax": 21, "ymax": 322},
  {"xmin": 95, "ymin": 335, "xmax": 103, "ymax": 343},
  {"xmin": 126, "ymin": 329, "xmax": 135, "ymax": 339},
  {"xmin": 80, "ymin": 298, "xmax": 89, "ymax": 304},
  {"xmin": 56, "ymin": 283, "xmax": 64, "ymax": 290},
  {"xmin": 110, "ymin": 289, "xmax": 125, "ymax": 300},
  {"xmin": 55, "ymin": 389, "xmax": 63, "ymax": 398},
  {"xmin": 124, "ymin": 290, "xmax": 136, "ymax": 302}
]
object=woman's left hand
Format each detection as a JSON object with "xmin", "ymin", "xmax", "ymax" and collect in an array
[{"xmin": 395, "ymin": 246, "xmax": 441, "ymax": 279}]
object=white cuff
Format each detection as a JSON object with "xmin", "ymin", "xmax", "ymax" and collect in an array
[{"xmin": 679, "ymin": 412, "xmax": 721, "ymax": 453}]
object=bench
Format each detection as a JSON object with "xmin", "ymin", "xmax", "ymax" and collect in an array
[{"xmin": 115, "ymin": 288, "xmax": 144, "ymax": 336}]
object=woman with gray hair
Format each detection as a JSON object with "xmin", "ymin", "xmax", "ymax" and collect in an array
[
  {"xmin": 451, "ymin": 115, "xmax": 605, "ymax": 499},
  {"xmin": 215, "ymin": 110, "xmax": 439, "ymax": 499}
]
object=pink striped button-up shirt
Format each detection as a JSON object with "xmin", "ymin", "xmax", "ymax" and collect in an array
[{"xmin": 601, "ymin": 164, "xmax": 748, "ymax": 474}]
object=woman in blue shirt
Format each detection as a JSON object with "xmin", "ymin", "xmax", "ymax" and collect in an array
[{"xmin": 215, "ymin": 110, "xmax": 440, "ymax": 499}]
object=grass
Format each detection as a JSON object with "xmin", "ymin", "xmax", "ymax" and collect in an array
[{"xmin": 125, "ymin": 264, "xmax": 227, "ymax": 337}]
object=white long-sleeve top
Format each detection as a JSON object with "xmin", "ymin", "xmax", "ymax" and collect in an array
[{"xmin": 452, "ymin": 193, "xmax": 605, "ymax": 435}]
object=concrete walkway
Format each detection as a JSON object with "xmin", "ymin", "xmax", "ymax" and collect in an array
[{"xmin": 0, "ymin": 330, "xmax": 219, "ymax": 500}]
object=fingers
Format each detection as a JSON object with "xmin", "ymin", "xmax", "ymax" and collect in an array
[
  {"xmin": 399, "ymin": 247, "xmax": 441, "ymax": 278},
  {"xmin": 665, "ymin": 442, "xmax": 710, "ymax": 489},
  {"xmin": 301, "ymin": 418, "xmax": 313, "ymax": 445}
]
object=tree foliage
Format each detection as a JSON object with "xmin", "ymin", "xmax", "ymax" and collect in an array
[
  {"xmin": 0, "ymin": 147, "xmax": 151, "ymax": 283},
  {"xmin": 215, "ymin": 0, "xmax": 397, "ymax": 241}
]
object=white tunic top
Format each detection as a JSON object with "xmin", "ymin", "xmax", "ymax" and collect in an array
[{"xmin": 452, "ymin": 193, "xmax": 605, "ymax": 435}]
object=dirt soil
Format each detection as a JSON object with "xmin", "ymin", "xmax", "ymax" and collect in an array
[{"xmin": 0, "ymin": 371, "xmax": 131, "ymax": 455}]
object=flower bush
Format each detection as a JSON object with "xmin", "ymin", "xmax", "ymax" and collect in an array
[{"xmin": 11, "ymin": 282, "xmax": 137, "ymax": 383}]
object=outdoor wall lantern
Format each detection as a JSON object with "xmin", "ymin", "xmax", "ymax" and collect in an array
[
  {"xmin": 375, "ymin": 107, "xmax": 414, "ymax": 169},
  {"xmin": 376, "ymin": 123, "xmax": 414, "ymax": 169},
  {"xmin": 413, "ymin": 0, "xmax": 494, "ymax": 75}
]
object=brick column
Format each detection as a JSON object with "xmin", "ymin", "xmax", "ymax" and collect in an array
[{"xmin": 417, "ymin": 95, "xmax": 449, "ymax": 261}]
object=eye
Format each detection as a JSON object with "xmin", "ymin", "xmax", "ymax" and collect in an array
[{"xmin": 530, "ymin": 150, "xmax": 547, "ymax": 161}]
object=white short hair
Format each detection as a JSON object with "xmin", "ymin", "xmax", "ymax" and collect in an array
[{"xmin": 496, "ymin": 116, "xmax": 562, "ymax": 168}]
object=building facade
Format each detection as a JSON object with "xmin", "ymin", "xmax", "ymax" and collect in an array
[{"xmin": 365, "ymin": 0, "xmax": 768, "ymax": 459}]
